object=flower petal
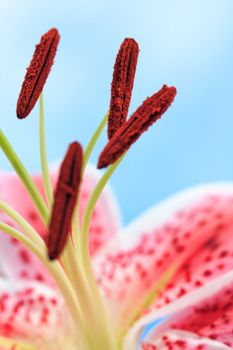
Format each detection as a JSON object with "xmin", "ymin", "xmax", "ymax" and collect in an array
[
  {"xmin": 0, "ymin": 164, "xmax": 121, "ymax": 281},
  {"xmin": 141, "ymin": 278, "xmax": 233, "ymax": 349},
  {"xmin": 142, "ymin": 331, "xmax": 231, "ymax": 349},
  {"xmin": 94, "ymin": 183, "xmax": 233, "ymax": 330},
  {"xmin": 0, "ymin": 172, "xmax": 46, "ymax": 239},
  {"xmin": 0, "ymin": 278, "xmax": 71, "ymax": 349},
  {"xmin": 0, "ymin": 211, "xmax": 53, "ymax": 285},
  {"xmin": 124, "ymin": 270, "xmax": 233, "ymax": 349}
]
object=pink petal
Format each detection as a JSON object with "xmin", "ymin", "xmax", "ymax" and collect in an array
[
  {"xmin": 93, "ymin": 184, "xmax": 233, "ymax": 329},
  {"xmin": 142, "ymin": 332, "xmax": 231, "ymax": 349},
  {"xmin": 0, "ymin": 211, "xmax": 54, "ymax": 285},
  {"xmin": 0, "ymin": 278, "xmax": 70, "ymax": 346},
  {"xmin": 0, "ymin": 346, "xmax": 19, "ymax": 350},
  {"xmin": 0, "ymin": 165, "xmax": 120, "ymax": 281},
  {"xmin": 0, "ymin": 172, "xmax": 46, "ymax": 239},
  {"xmin": 142, "ymin": 279, "xmax": 233, "ymax": 349}
]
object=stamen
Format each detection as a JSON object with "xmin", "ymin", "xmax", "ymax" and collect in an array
[
  {"xmin": 1, "ymin": 24, "xmax": 179, "ymax": 349},
  {"xmin": 48, "ymin": 142, "xmax": 83, "ymax": 260},
  {"xmin": 108, "ymin": 38, "xmax": 139, "ymax": 139},
  {"xmin": 98, "ymin": 85, "xmax": 176, "ymax": 168},
  {"xmin": 16, "ymin": 28, "xmax": 60, "ymax": 119}
]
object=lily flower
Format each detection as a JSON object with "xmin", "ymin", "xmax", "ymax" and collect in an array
[{"xmin": 0, "ymin": 28, "xmax": 233, "ymax": 350}]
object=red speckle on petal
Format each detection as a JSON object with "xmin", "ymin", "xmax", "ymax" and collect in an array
[
  {"xmin": 19, "ymin": 249, "xmax": 31, "ymax": 264},
  {"xmin": 141, "ymin": 343, "xmax": 158, "ymax": 350}
]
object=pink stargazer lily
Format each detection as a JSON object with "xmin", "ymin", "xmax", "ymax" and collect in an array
[
  {"xmin": 1, "ymin": 28, "xmax": 233, "ymax": 350},
  {"xmin": 0, "ymin": 169, "xmax": 233, "ymax": 350}
]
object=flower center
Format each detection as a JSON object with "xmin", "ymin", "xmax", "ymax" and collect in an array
[
  {"xmin": 0, "ymin": 104, "xmax": 119, "ymax": 350},
  {"xmin": 0, "ymin": 28, "xmax": 177, "ymax": 350},
  {"xmin": 0, "ymin": 99, "xmax": 175, "ymax": 349}
]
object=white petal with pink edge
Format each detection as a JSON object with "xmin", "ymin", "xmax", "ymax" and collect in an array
[{"xmin": 93, "ymin": 183, "xmax": 233, "ymax": 332}]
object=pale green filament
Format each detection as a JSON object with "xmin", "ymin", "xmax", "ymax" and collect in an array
[
  {"xmin": 72, "ymin": 156, "xmax": 125, "ymax": 350},
  {"xmin": 83, "ymin": 112, "xmax": 108, "ymax": 171},
  {"xmin": 81, "ymin": 154, "xmax": 125, "ymax": 288},
  {"xmin": 72, "ymin": 112, "xmax": 108, "ymax": 253},
  {"xmin": 39, "ymin": 94, "xmax": 53, "ymax": 206},
  {"xmin": 62, "ymin": 238, "xmax": 101, "ymax": 324},
  {"xmin": 62, "ymin": 229, "xmax": 117, "ymax": 350},
  {"xmin": 61, "ymin": 238, "xmax": 111, "ymax": 350},
  {"xmin": 76, "ymin": 156, "xmax": 125, "ymax": 344},
  {"xmin": 0, "ymin": 130, "xmax": 48, "ymax": 224}
]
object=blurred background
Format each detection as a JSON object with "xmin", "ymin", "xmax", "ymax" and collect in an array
[{"xmin": 1, "ymin": 0, "xmax": 233, "ymax": 224}]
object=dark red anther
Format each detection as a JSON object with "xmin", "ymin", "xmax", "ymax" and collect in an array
[
  {"xmin": 16, "ymin": 28, "xmax": 60, "ymax": 119},
  {"xmin": 108, "ymin": 38, "xmax": 139, "ymax": 139},
  {"xmin": 47, "ymin": 142, "xmax": 83, "ymax": 260},
  {"xmin": 98, "ymin": 85, "xmax": 176, "ymax": 169}
]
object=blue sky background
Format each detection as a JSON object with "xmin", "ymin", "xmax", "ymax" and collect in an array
[{"xmin": 1, "ymin": 0, "xmax": 233, "ymax": 224}]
